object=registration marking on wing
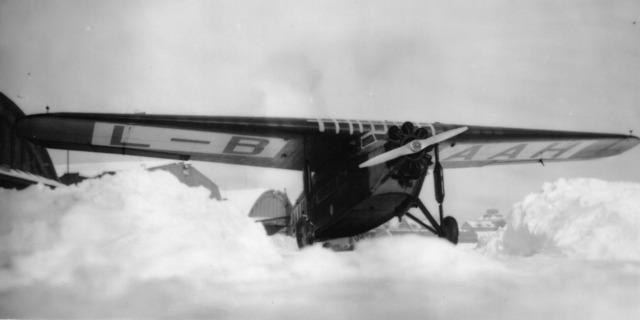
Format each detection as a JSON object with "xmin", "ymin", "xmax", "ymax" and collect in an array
[
  {"xmin": 440, "ymin": 140, "xmax": 597, "ymax": 162},
  {"xmin": 92, "ymin": 123, "xmax": 287, "ymax": 158}
]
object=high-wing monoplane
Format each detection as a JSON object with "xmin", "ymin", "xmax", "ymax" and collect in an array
[{"xmin": 2, "ymin": 92, "xmax": 638, "ymax": 247}]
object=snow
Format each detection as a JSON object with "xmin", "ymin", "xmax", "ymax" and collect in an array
[
  {"xmin": 54, "ymin": 160, "xmax": 177, "ymax": 177},
  {"xmin": 482, "ymin": 178, "xmax": 640, "ymax": 260},
  {"xmin": 1, "ymin": 170, "xmax": 639, "ymax": 319}
]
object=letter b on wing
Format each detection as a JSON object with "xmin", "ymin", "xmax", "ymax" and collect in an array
[{"xmin": 223, "ymin": 136, "xmax": 269, "ymax": 155}]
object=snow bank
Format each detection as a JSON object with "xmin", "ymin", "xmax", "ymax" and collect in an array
[
  {"xmin": 1, "ymin": 172, "xmax": 639, "ymax": 319},
  {"xmin": 0, "ymin": 169, "xmax": 503, "ymax": 318},
  {"xmin": 0, "ymin": 169, "xmax": 283, "ymax": 316},
  {"xmin": 54, "ymin": 160, "xmax": 177, "ymax": 177},
  {"xmin": 483, "ymin": 178, "xmax": 640, "ymax": 260}
]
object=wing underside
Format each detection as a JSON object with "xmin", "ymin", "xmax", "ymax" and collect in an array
[
  {"xmin": 436, "ymin": 123, "xmax": 639, "ymax": 168},
  {"xmin": 15, "ymin": 113, "xmax": 356, "ymax": 171},
  {"xmin": 15, "ymin": 113, "xmax": 639, "ymax": 171}
]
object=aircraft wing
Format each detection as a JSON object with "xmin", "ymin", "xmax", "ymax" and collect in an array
[
  {"xmin": 435, "ymin": 123, "xmax": 639, "ymax": 168},
  {"xmin": 15, "ymin": 113, "xmax": 639, "ymax": 171},
  {"xmin": 15, "ymin": 113, "xmax": 360, "ymax": 171}
]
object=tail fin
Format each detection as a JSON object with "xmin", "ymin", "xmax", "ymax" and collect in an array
[{"xmin": 0, "ymin": 92, "xmax": 61, "ymax": 189}]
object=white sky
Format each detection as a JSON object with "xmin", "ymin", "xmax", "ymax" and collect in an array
[{"xmin": 1, "ymin": 0, "xmax": 639, "ymax": 220}]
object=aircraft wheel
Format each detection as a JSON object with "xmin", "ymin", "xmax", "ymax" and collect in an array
[
  {"xmin": 296, "ymin": 217, "xmax": 315, "ymax": 249},
  {"xmin": 441, "ymin": 216, "xmax": 459, "ymax": 245}
]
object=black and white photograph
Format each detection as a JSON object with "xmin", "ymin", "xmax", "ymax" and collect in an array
[{"xmin": 1, "ymin": 0, "xmax": 639, "ymax": 319}]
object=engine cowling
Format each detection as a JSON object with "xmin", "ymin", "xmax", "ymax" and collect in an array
[{"xmin": 386, "ymin": 122, "xmax": 433, "ymax": 182}]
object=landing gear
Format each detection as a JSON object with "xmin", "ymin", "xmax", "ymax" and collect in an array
[
  {"xmin": 296, "ymin": 217, "xmax": 315, "ymax": 248},
  {"xmin": 405, "ymin": 200, "xmax": 459, "ymax": 245},
  {"xmin": 442, "ymin": 216, "xmax": 459, "ymax": 245},
  {"xmin": 297, "ymin": 140, "xmax": 316, "ymax": 249},
  {"xmin": 404, "ymin": 144, "xmax": 459, "ymax": 244}
]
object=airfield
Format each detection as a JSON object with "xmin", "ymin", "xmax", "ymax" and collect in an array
[{"xmin": 1, "ymin": 169, "xmax": 639, "ymax": 319}]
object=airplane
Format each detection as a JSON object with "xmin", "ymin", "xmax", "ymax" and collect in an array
[{"xmin": 1, "ymin": 92, "xmax": 638, "ymax": 247}]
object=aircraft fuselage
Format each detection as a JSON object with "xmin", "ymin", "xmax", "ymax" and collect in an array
[{"xmin": 289, "ymin": 140, "xmax": 427, "ymax": 242}]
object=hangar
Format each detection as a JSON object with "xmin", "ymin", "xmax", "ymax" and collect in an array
[
  {"xmin": 225, "ymin": 188, "xmax": 292, "ymax": 235},
  {"xmin": 0, "ymin": 93, "xmax": 59, "ymax": 189},
  {"xmin": 248, "ymin": 189, "xmax": 292, "ymax": 235}
]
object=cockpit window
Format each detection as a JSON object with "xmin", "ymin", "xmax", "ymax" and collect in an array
[{"xmin": 360, "ymin": 132, "xmax": 376, "ymax": 149}]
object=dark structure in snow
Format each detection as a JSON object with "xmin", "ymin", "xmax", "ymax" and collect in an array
[
  {"xmin": 58, "ymin": 162, "xmax": 222, "ymax": 201},
  {"xmin": 148, "ymin": 162, "xmax": 221, "ymax": 200},
  {"xmin": 59, "ymin": 171, "xmax": 116, "ymax": 186}
]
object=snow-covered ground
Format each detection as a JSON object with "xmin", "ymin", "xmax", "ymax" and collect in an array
[{"xmin": 1, "ymin": 170, "xmax": 639, "ymax": 319}]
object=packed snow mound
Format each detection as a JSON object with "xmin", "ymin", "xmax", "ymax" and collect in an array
[
  {"xmin": 485, "ymin": 178, "xmax": 640, "ymax": 260},
  {"xmin": 0, "ymin": 169, "xmax": 282, "ymax": 294},
  {"xmin": 0, "ymin": 169, "xmax": 506, "ymax": 318}
]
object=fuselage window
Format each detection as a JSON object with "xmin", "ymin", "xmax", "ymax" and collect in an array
[{"xmin": 360, "ymin": 132, "xmax": 377, "ymax": 149}]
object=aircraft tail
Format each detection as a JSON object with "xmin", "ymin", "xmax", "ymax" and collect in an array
[{"xmin": 0, "ymin": 92, "xmax": 61, "ymax": 189}]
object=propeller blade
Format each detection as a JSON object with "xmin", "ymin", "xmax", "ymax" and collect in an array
[
  {"xmin": 415, "ymin": 126, "xmax": 468, "ymax": 152},
  {"xmin": 359, "ymin": 126, "xmax": 468, "ymax": 168},
  {"xmin": 359, "ymin": 144, "xmax": 414, "ymax": 168}
]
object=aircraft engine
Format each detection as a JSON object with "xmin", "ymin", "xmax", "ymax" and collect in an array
[{"xmin": 386, "ymin": 122, "xmax": 433, "ymax": 182}]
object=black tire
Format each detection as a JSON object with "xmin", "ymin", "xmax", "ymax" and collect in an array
[
  {"xmin": 295, "ymin": 217, "xmax": 315, "ymax": 249},
  {"xmin": 442, "ymin": 216, "xmax": 459, "ymax": 245}
]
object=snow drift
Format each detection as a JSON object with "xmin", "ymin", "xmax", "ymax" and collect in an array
[
  {"xmin": 0, "ymin": 169, "xmax": 502, "ymax": 318},
  {"xmin": 1, "ymin": 171, "xmax": 639, "ymax": 319},
  {"xmin": 482, "ymin": 178, "xmax": 640, "ymax": 260}
]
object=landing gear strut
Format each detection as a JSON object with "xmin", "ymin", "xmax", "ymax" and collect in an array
[
  {"xmin": 405, "ymin": 144, "xmax": 459, "ymax": 244},
  {"xmin": 296, "ymin": 217, "xmax": 315, "ymax": 248},
  {"xmin": 296, "ymin": 147, "xmax": 316, "ymax": 249},
  {"xmin": 405, "ymin": 200, "xmax": 459, "ymax": 245}
]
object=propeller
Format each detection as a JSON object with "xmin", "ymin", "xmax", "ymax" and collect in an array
[{"xmin": 359, "ymin": 126, "xmax": 468, "ymax": 168}]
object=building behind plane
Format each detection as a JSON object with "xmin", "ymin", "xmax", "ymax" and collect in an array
[
  {"xmin": 247, "ymin": 189, "xmax": 292, "ymax": 235},
  {"xmin": 458, "ymin": 209, "xmax": 507, "ymax": 243},
  {"xmin": 0, "ymin": 93, "xmax": 59, "ymax": 189}
]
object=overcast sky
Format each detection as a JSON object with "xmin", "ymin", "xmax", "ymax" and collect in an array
[{"xmin": 1, "ymin": 0, "xmax": 639, "ymax": 220}]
